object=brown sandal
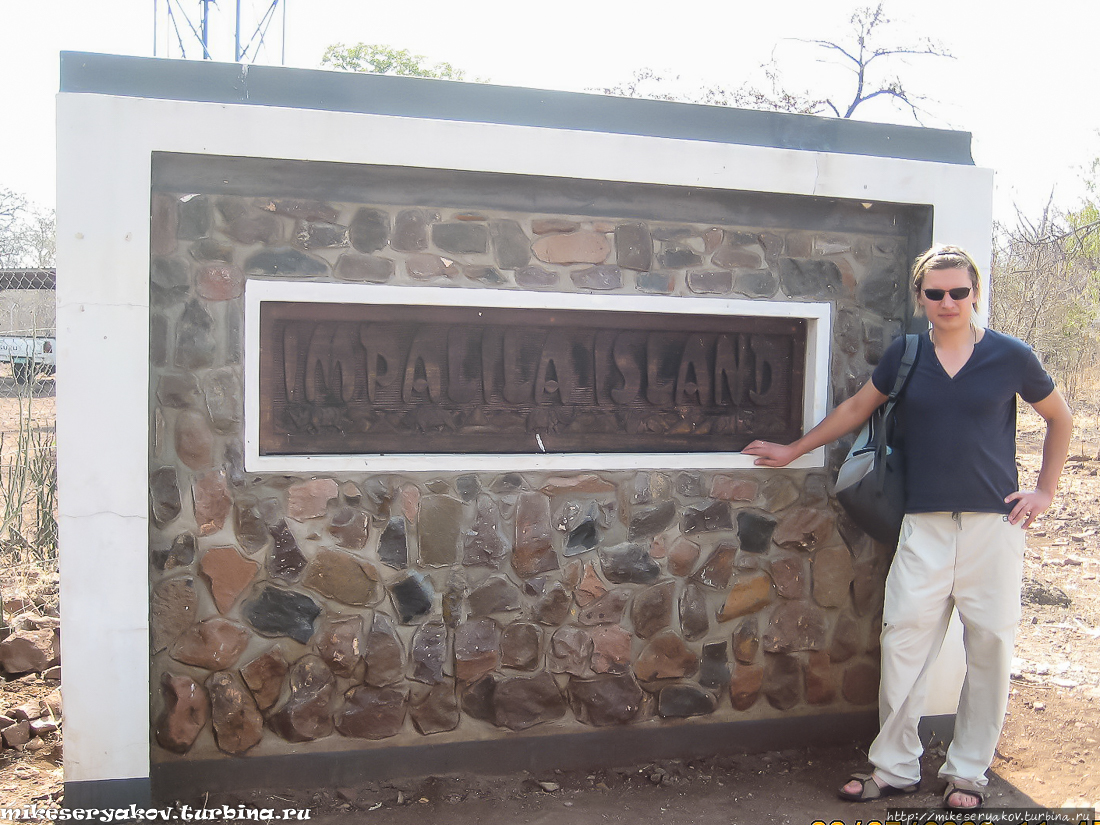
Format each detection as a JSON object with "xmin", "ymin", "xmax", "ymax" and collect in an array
[
  {"xmin": 943, "ymin": 781, "xmax": 985, "ymax": 812},
  {"xmin": 838, "ymin": 773, "xmax": 920, "ymax": 802}
]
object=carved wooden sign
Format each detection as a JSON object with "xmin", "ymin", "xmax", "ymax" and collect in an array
[{"xmin": 259, "ymin": 301, "xmax": 806, "ymax": 455}]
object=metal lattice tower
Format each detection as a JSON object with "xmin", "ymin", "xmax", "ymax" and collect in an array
[{"xmin": 153, "ymin": 0, "xmax": 288, "ymax": 64}]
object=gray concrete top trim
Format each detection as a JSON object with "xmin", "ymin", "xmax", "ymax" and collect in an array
[{"xmin": 60, "ymin": 51, "xmax": 974, "ymax": 166}]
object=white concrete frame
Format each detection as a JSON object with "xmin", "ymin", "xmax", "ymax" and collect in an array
[
  {"xmin": 245, "ymin": 281, "xmax": 832, "ymax": 474},
  {"xmin": 56, "ymin": 89, "xmax": 993, "ymax": 786}
]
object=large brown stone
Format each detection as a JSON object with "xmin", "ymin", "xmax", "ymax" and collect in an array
[
  {"xmin": 328, "ymin": 506, "xmax": 370, "ymax": 550},
  {"xmin": 364, "ymin": 612, "xmax": 405, "ymax": 687},
  {"xmin": 729, "ymin": 664, "xmax": 764, "ymax": 710},
  {"xmin": 335, "ymin": 253, "xmax": 393, "ymax": 283},
  {"xmin": 287, "ymin": 478, "xmax": 339, "ymax": 521},
  {"xmin": 614, "ymin": 223, "xmax": 652, "ymax": 271},
  {"xmin": 409, "ymin": 680, "xmax": 460, "ymax": 735},
  {"xmin": 540, "ymin": 475, "xmax": 616, "ymax": 495},
  {"xmin": 151, "ymin": 576, "xmax": 198, "ymax": 653},
  {"xmin": 532, "ymin": 231, "xmax": 610, "ymax": 265},
  {"xmin": 679, "ymin": 582, "xmax": 710, "ymax": 642},
  {"xmin": 732, "ymin": 617, "xmax": 760, "ymax": 665},
  {"xmin": 240, "ymin": 648, "xmax": 289, "ymax": 711},
  {"xmin": 150, "ymin": 466, "xmax": 182, "ymax": 527},
  {"xmin": 598, "ymin": 542, "xmax": 660, "ymax": 585},
  {"xmin": 336, "ymin": 686, "xmax": 408, "ymax": 739},
  {"xmin": 774, "ymin": 507, "xmax": 835, "ymax": 551},
  {"xmin": 770, "ymin": 556, "xmax": 806, "ymax": 600},
  {"xmin": 268, "ymin": 655, "xmax": 336, "ymax": 742},
  {"xmin": 418, "ymin": 495, "xmax": 465, "ymax": 566},
  {"xmin": 268, "ymin": 520, "xmax": 307, "ymax": 582},
  {"xmin": 763, "ymin": 600, "xmax": 828, "ymax": 653},
  {"xmin": 692, "ymin": 544, "xmax": 738, "ymax": 589},
  {"xmin": 454, "ymin": 618, "xmax": 501, "ymax": 683},
  {"xmin": 547, "ymin": 626, "xmax": 593, "ymax": 676},
  {"xmin": 718, "ymin": 572, "xmax": 775, "ymax": 622},
  {"xmin": 391, "ymin": 208, "xmax": 434, "ymax": 252},
  {"xmin": 192, "ymin": 469, "xmax": 232, "ymax": 537},
  {"xmin": 463, "ymin": 496, "xmax": 509, "ymax": 568},
  {"xmin": 0, "ymin": 629, "xmax": 58, "ymax": 674},
  {"xmin": 634, "ymin": 631, "xmax": 698, "ymax": 682},
  {"xmin": 761, "ymin": 476, "xmax": 800, "ymax": 512},
  {"xmin": 206, "ymin": 671, "xmax": 263, "ymax": 755},
  {"xmin": 513, "ymin": 493, "xmax": 558, "ymax": 579},
  {"xmin": 568, "ymin": 672, "xmax": 646, "ymax": 726},
  {"xmin": 492, "ymin": 671, "xmax": 566, "ymax": 731},
  {"xmin": 829, "ymin": 613, "xmax": 862, "ymax": 664},
  {"xmin": 812, "ymin": 544, "xmax": 855, "ymax": 608},
  {"xmin": 302, "ymin": 548, "xmax": 379, "ymax": 606},
  {"xmin": 196, "ymin": 262, "xmax": 244, "ymax": 301},
  {"xmin": 709, "ymin": 475, "xmax": 758, "ymax": 502},
  {"xmin": 764, "ymin": 654, "xmax": 802, "ymax": 710},
  {"xmin": 317, "ymin": 616, "xmax": 363, "ymax": 678},
  {"xmin": 630, "ymin": 580, "xmax": 675, "ymax": 639},
  {"xmin": 234, "ymin": 501, "xmax": 271, "ymax": 555},
  {"xmin": 667, "ymin": 537, "xmax": 701, "ymax": 577},
  {"xmin": 199, "ymin": 545, "xmax": 259, "ymax": 614},
  {"xmin": 658, "ymin": 682, "xmax": 718, "ymax": 718},
  {"xmin": 843, "ymin": 662, "xmax": 879, "ymax": 705},
  {"xmin": 156, "ymin": 673, "xmax": 209, "ymax": 754},
  {"xmin": 169, "ymin": 618, "xmax": 250, "ymax": 670},
  {"xmin": 501, "ymin": 622, "xmax": 541, "ymax": 671},
  {"xmin": 410, "ymin": 621, "xmax": 448, "ymax": 684},
  {"xmin": 533, "ymin": 582, "xmax": 573, "ymax": 626},
  {"xmin": 469, "ymin": 575, "xmax": 523, "ymax": 616},
  {"xmin": 577, "ymin": 587, "xmax": 630, "ymax": 626},
  {"xmin": 804, "ymin": 651, "xmax": 837, "ymax": 705},
  {"xmin": 175, "ymin": 409, "xmax": 213, "ymax": 471},
  {"xmin": 590, "ymin": 625, "xmax": 632, "ymax": 674},
  {"xmin": 406, "ymin": 253, "xmax": 458, "ymax": 280}
]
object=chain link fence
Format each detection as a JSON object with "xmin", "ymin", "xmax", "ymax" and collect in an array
[{"xmin": 0, "ymin": 269, "xmax": 57, "ymax": 563}]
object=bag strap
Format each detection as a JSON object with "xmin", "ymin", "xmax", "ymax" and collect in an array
[{"xmin": 873, "ymin": 334, "xmax": 921, "ymax": 483}]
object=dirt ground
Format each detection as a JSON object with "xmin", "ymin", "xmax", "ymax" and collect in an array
[{"xmin": 2, "ymin": 382, "xmax": 1099, "ymax": 823}]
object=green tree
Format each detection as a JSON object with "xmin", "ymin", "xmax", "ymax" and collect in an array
[{"xmin": 321, "ymin": 43, "xmax": 470, "ymax": 80}]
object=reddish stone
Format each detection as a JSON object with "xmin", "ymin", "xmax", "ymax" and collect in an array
[
  {"xmin": 513, "ymin": 493, "xmax": 558, "ymax": 579},
  {"xmin": 196, "ymin": 263, "xmax": 244, "ymax": 300},
  {"xmin": 761, "ymin": 476, "xmax": 800, "ymax": 512},
  {"xmin": 729, "ymin": 664, "xmax": 764, "ymax": 710},
  {"xmin": 500, "ymin": 622, "xmax": 541, "ymax": 671},
  {"xmin": 709, "ymin": 475, "xmax": 758, "ymax": 502},
  {"xmin": 590, "ymin": 625, "xmax": 632, "ymax": 674},
  {"xmin": 206, "ymin": 671, "xmax": 263, "ymax": 755},
  {"xmin": 718, "ymin": 572, "xmax": 775, "ymax": 622},
  {"xmin": 531, "ymin": 219, "xmax": 579, "ymax": 234},
  {"xmin": 192, "ymin": 469, "xmax": 232, "ymax": 537},
  {"xmin": 770, "ymin": 556, "xmax": 806, "ymax": 600},
  {"xmin": 336, "ymin": 686, "xmax": 408, "ymax": 739},
  {"xmin": 492, "ymin": 672, "xmax": 566, "ymax": 731},
  {"xmin": 567, "ymin": 672, "xmax": 646, "ymax": 726},
  {"xmin": 454, "ymin": 618, "xmax": 501, "ymax": 683},
  {"xmin": 532, "ymin": 231, "xmax": 611, "ymax": 265},
  {"xmin": 240, "ymin": 648, "xmax": 289, "ymax": 711},
  {"xmin": 364, "ymin": 612, "xmax": 405, "ymax": 687},
  {"xmin": 287, "ymin": 478, "xmax": 339, "ymax": 521},
  {"xmin": 397, "ymin": 483, "xmax": 420, "ymax": 523},
  {"xmin": 199, "ymin": 545, "xmax": 259, "ymax": 614},
  {"xmin": 630, "ymin": 580, "xmax": 675, "ymax": 639},
  {"xmin": 328, "ymin": 506, "xmax": 370, "ymax": 550},
  {"xmin": 634, "ymin": 631, "xmax": 699, "ymax": 682},
  {"xmin": 804, "ymin": 651, "xmax": 836, "ymax": 705},
  {"xmin": 151, "ymin": 576, "xmax": 198, "ymax": 653},
  {"xmin": 574, "ymin": 563, "xmax": 607, "ymax": 607},
  {"xmin": 548, "ymin": 626, "xmax": 593, "ymax": 676},
  {"xmin": 692, "ymin": 544, "xmax": 739, "ymax": 589},
  {"xmin": 733, "ymin": 617, "xmax": 760, "ymax": 665},
  {"xmin": 533, "ymin": 582, "xmax": 572, "ymax": 626},
  {"xmin": 843, "ymin": 662, "xmax": 879, "ymax": 705},
  {"xmin": 317, "ymin": 615, "xmax": 363, "ymax": 678},
  {"xmin": 539, "ymin": 475, "xmax": 616, "ymax": 495},
  {"xmin": 774, "ymin": 507, "xmax": 835, "ymax": 551},
  {"xmin": 268, "ymin": 655, "xmax": 337, "ymax": 742},
  {"xmin": 2, "ymin": 720, "xmax": 31, "ymax": 749},
  {"xmin": 812, "ymin": 544, "xmax": 855, "ymax": 608},
  {"xmin": 170, "ymin": 618, "xmax": 250, "ymax": 670},
  {"xmin": 667, "ymin": 537, "xmax": 701, "ymax": 577},
  {"xmin": 0, "ymin": 629, "xmax": 58, "ymax": 673},
  {"xmin": 764, "ymin": 654, "xmax": 802, "ymax": 710},
  {"xmin": 577, "ymin": 587, "xmax": 630, "ymax": 626},
  {"xmin": 175, "ymin": 409, "xmax": 213, "ymax": 471}
]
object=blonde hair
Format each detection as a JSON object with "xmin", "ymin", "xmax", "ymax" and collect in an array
[{"xmin": 911, "ymin": 244, "xmax": 982, "ymax": 302}]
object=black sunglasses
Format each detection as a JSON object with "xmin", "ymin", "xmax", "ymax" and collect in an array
[{"xmin": 923, "ymin": 287, "xmax": 972, "ymax": 301}]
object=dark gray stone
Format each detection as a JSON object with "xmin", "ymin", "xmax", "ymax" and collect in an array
[
  {"xmin": 461, "ymin": 264, "xmax": 508, "ymax": 284},
  {"xmin": 734, "ymin": 269, "xmax": 778, "ymax": 298},
  {"xmin": 492, "ymin": 671, "xmax": 566, "ymax": 731},
  {"xmin": 443, "ymin": 570, "xmax": 467, "ymax": 628},
  {"xmin": 459, "ymin": 674, "xmax": 500, "ymax": 722},
  {"xmin": 225, "ymin": 213, "xmax": 282, "ymax": 245},
  {"xmin": 501, "ymin": 622, "xmax": 541, "ymax": 671},
  {"xmin": 463, "ymin": 496, "xmax": 509, "ymax": 568},
  {"xmin": 679, "ymin": 581, "xmax": 710, "ymax": 642},
  {"xmin": 411, "ymin": 621, "xmax": 448, "ymax": 684},
  {"xmin": 410, "ymin": 680, "xmax": 460, "ymax": 735},
  {"xmin": 328, "ymin": 506, "xmax": 370, "ymax": 551},
  {"xmin": 691, "ymin": 544, "xmax": 738, "ymax": 589},
  {"xmin": 156, "ymin": 374, "xmax": 200, "ymax": 408},
  {"xmin": 675, "ymin": 472, "xmax": 704, "ymax": 498},
  {"xmin": 764, "ymin": 654, "xmax": 802, "ymax": 710},
  {"xmin": 858, "ymin": 261, "xmax": 908, "ymax": 320},
  {"xmin": 233, "ymin": 502, "xmax": 269, "ymax": 554},
  {"xmin": 490, "ymin": 220, "xmax": 531, "ymax": 269},
  {"xmin": 150, "ymin": 467, "xmax": 181, "ymax": 527},
  {"xmin": 336, "ymin": 685, "xmax": 407, "ymax": 740},
  {"xmin": 433, "ymin": 222, "xmax": 488, "ymax": 254},
  {"xmin": 151, "ymin": 314, "xmax": 169, "ymax": 366},
  {"xmin": 392, "ymin": 209, "xmax": 434, "ymax": 252},
  {"xmin": 348, "ymin": 207, "xmax": 389, "ymax": 252},
  {"xmin": 567, "ymin": 673, "xmax": 645, "ymax": 726},
  {"xmin": 651, "ymin": 226, "xmax": 694, "ymax": 241},
  {"xmin": 565, "ymin": 518, "xmax": 599, "ymax": 555},
  {"xmin": 571, "ymin": 265, "xmax": 622, "ymax": 290},
  {"xmin": 379, "ymin": 517, "xmax": 409, "ymax": 570},
  {"xmin": 598, "ymin": 542, "xmax": 660, "ymax": 585},
  {"xmin": 265, "ymin": 198, "xmax": 339, "ymax": 222},
  {"xmin": 456, "ymin": 475, "xmax": 481, "ymax": 502},
  {"xmin": 698, "ymin": 641, "xmax": 730, "ymax": 690},
  {"xmin": 419, "ymin": 495, "xmax": 464, "ymax": 567},
  {"xmin": 203, "ymin": 368, "xmax": 242, "ymax": 434},
  {"xmin": 515, "ymin": 266, "xmax": 559, "ymax": 288},
  {"xmin": 268, "ymin": 520, "xmax": 307, "ymax": 582},
  {"xmin": 244, "ymin": 248, "xmax": 328, "ymax": 277},
  {"xmin": 152, "ymin": 257, "xmax": 190, "ymax": 303},
  {"xmin": 223, "ymin": 441, "xmax": 247, "ymax": 487},
  {"xmin": 390, "ymin": 572, "xmax": 435, "ymax": 624},
  {"xmin": 687, "ymin": 270, "xmax": 733, "ymax": 294},
  {"xmin": 364, "ymin": 612, "xmax": 405, "ymax": 687},
  {"xmin": 779, "ymin": 258, "xmax": 844, "ymax": 299},
  {"xmin": 177, "ymin": 196, "xmax": 211, "ymax": 240},
  {"xmin": 151, "ymin": 531, "xmax": 196, "ymax": 572},
  {"xmin": 630, "ymin": 580, "xmax": 675, "ymax": 639},
  {"xmin": 190, "ymin": 237, "xmax": 235, "ymax": 263},
  {"xmin": 629, "ymin": 501, "xmax": 677, "ymax": 539},
  {"xmin": 682, "ymin": 502, "xmax": 733, "ymax": 534},
  {"xmin": 658, "ymin": 245, "xmax": 702, "ymax": 268},
  {"xmin": 738, "ymin": 511, "xmax": 778, "ymax": 553},
  {"xmin": 733, "ymin": 617, "xmax": 760, "ymax": 665},
  {"xmin": 635, "ymin": 271, "xmax": 674, "ymax": 293},
  {"xmin": 658, "ymin": 683, "xmax": 717, "ymax": 718},
  {"xmin": 532, "ymin": 582, "xmax": 572, "ymax": 626},
  {"xmin": 242, "ymin": 585, "xmax": 321, "ymax": 644},
  {"xmin": 295, "ymin": 221, "xmax": 348, "ymax": 249},
  {"xmin": 335, "ymin": 254, "xmax": 394, "ymax": 283},
  {"xmin": 548, "ymin": 626, "xmax": 593, "ymax": 676},
  {"xmin": 468, "ymin": 575, "xmax": 523, "ymax": 616},
  {"xmin": 615, "ymin": 223, "xmax": 652, "ymax": 271},
  {"xmin": 174, "ymin": 300, "xmax": 216, "ymax": 370}
]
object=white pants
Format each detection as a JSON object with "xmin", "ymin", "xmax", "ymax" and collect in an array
[{"xmin": 869, "ymin": 512, "xmax": 1026, "ymax": 788}]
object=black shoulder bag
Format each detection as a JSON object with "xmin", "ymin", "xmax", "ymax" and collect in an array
[{"xmin": 834, "ymin": 334, "xmax": 921, "ymax": 547}]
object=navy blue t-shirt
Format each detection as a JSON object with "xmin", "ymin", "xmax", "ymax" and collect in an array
[{"xmin": 870, "ymin": 329, "xmax": 1055, "ymax": 514}]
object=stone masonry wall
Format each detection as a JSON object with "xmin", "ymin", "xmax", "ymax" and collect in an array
[{"xmin": 148, "ymin": 188, "xmax": 911, "ymax": 762}]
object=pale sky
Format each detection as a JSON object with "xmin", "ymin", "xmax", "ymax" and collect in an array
[{"xmin": 3, "ymin": 0, "xmax": 1098, "ymax": 223}]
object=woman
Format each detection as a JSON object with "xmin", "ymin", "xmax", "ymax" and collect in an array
[{"xmin": 744, "ymin": 245, "xmax": 1073, "ymax": 811}]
